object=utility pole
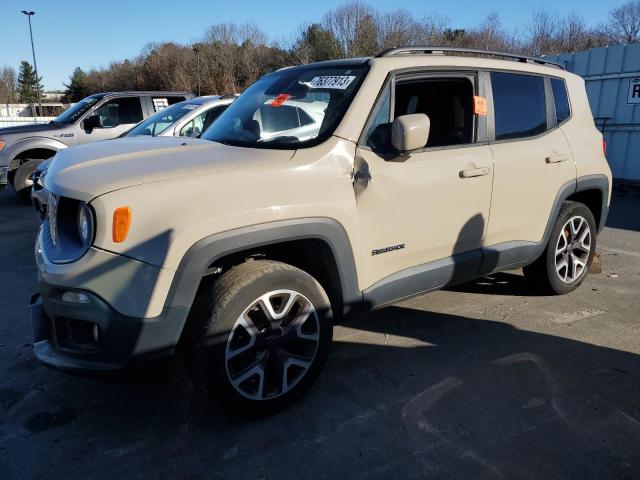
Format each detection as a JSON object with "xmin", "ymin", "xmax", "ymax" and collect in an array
[
  {"xmin": 22, "ymin": 10, "xmax": 43, "ymax": 119},
  {"xmin": 193, "ymin": 44, "xmax": 201, "ymax": 96}
]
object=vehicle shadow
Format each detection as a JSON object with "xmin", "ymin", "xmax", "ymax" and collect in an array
[
  {"xmin": 446, "ymin": 270, "xmax": 542, "ymax": 297},
  {"xmin": 7, "ymin": 302, "xmax": 640, "ymax": 480}
]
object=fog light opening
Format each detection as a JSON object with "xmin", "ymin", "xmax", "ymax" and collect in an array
[{"xmin": 61, "ymin": 291, "xmax": 91, "ymax": 304}]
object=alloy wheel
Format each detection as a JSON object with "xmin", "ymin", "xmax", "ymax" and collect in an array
[
  {"xmin": 555, "ymin": 215, "xmax": 591, "ymax": 283},
  {"xmin": 224, "ymin": 289, "xmax": 320, "ymax": 400}
]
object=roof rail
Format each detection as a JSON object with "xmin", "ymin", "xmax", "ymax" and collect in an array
[{"xmin": 375, "ymin": 46, "xmax": 564, "ymax": 69}]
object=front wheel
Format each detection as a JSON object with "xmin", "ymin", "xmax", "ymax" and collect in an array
[
  {"xmin": 12, "ymin": 159, "xmax": 39, "ymax": 203},
  {"xmin": 186, "ymin": 260, "xmax": 333, "ymax": 415},
  {"xmin": 523, "ymin": 201, "xmax": 597, "ymax": 295}
]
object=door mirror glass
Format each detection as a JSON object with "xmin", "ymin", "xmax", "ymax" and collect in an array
[
  {"xmin": 83, "ymin": 114, "xmax": 103, "ymax": 132},
  {"xmin": 391, "ymin": 114, "xmax": 430, "ymax": 152}
]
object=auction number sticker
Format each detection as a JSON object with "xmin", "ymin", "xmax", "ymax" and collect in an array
[{"xmin": 308, "ymin": 75, "xmax": 356, "ymax": 89}]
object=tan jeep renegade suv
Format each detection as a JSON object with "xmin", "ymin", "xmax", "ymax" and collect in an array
[{"xmin": 31, "ymin": 47, "xmax": 612, "ymax": 413}]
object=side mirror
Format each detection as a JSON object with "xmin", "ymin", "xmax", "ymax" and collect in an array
[
  {"xmin": 83, "ymin": 114, "xmax": 103, "ymax": 132},
  {"xmin": 391, "ymin": 114, "xmax": 430, "ymax": 153}
]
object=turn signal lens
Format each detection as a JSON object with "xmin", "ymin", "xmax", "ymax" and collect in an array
[
  {"xmin": 112, "ymin": 207, "xmax": 131, "ymax": 243},
  {"xmin": 0, "ymin": 140, "xmax": 5, "ymax": 151}
]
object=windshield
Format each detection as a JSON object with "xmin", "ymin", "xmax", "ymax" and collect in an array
[
  {"xmin": 202, "ymin": 65, "xmax": 368, "ymax": 149},
  {"xmin": 126, "ymin": 101, "xmax": 196, "ymax": 137},
  {"xmin": 54, "ymin": 94, "xmax": 105, "ymax": 123}
]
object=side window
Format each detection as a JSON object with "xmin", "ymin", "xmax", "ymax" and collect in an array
[
  {"xmin": 259, "ymin": 105, "xmax": 302, "ymax": 133},
  {"xmin": 298, "ymin": 108, "xmax": 315, "ymax": 127},
  {"xmin": 363, "ymin": 76, "xmax": 475, "ymax": 152},
  {"xmin": 551, "ymin": 78, "xmax": 570, "ymax": 124},
  {"xmin": 395, "ymin": 78, "xmax": 474, "ymax": 148},
  {"xmin": 202, "ymin": 105, "xmax": 229, "ymax": 132},
  {"xmin": 179, "ymin": 112, "xmax": 206, "ymax": 137},
  {"xmin": 362, "ymin": 83, "xmax": 391, "ymax": 151},
  {"xmin": 491, "ymin": 72, "xmax": 547, "ymax": 141},
  {"xmin": 93, "ymin": 97, "xmax": 143, "ymax": 127}
]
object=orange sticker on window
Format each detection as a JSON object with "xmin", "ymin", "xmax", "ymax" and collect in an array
[
  {"xmin": 474, "ymin": 96, "xmax": 487, "ymax": 116},
  {"xmin": 270, "ymin": 93, "xmax": 290, "ymax": 107}
]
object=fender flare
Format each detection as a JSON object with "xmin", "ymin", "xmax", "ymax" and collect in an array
[
  {"xmin": 6, "ymin": 137, "xmax": 67, "ymax": 169},
  {"xmin": 574, "ymin": 174, "xmax": 610, "ymax": 233},
  {"xmin": 164, "ymin": 217, "xmax": 363, "ymax": 315}
]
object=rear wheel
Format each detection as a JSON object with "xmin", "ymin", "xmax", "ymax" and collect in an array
[
  {"xmin": 186, "ymin": 260, "xmax": 333, "ymax": 415},
  {"xmin": 11, "ymin": 159, "xmax": 39, "ymax": 203},
  {"xmin": 523, "ymin": 201, "xmax": 596, "ymax": 295}
]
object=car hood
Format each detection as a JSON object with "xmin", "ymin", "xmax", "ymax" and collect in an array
[
  {"xmin": 45, "ymin": 136, "xmax": 295, "ymax": 201},
  {"xmin": 0, "ymin": 122, "xmax": 65, "ymax": 137}
]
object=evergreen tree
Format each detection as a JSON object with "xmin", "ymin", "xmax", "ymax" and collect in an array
[
  {"xmin": 295, "ymin": 24, "xmax": 345, "ymax": 62},
  {"xmin": 17, "ymin": 61, "xmax": 43, "ymax": 104},
  {"xmin": 63, "ymin": 67, "xmax": 88, "ymax": 102}
]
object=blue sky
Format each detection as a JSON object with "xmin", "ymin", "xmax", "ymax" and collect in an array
[{"xmin": 0, "ymin": 0, "xmax": 623, "ymax": 90}]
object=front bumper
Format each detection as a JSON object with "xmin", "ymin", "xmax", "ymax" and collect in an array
[
  {"xmin": 30, "ymin": 285, "xmax": 188, "ymax": 372},
  {"xmin": 31, "ymin": 186, "xmax": 47, "ymax": 220},
  {"xmin": 32, "ymin": 228, "xmax": 188, "ymax": 373}
]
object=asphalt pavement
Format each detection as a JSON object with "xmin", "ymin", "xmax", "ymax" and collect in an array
[{"xmin": 1, "ymin": 187, "xmax": 639, "ymax": 479}]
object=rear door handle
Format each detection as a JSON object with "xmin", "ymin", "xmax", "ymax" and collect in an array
[
  {"xmin": 460, "ymin": 167, "xmax": 491, "ymax": 178},
  {"xmin": 546, "ymin": 154, "xmax": 570, "ymax": 164}
]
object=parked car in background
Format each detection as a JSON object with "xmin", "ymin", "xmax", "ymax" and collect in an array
[
  {"xmin": 125, "ymin": 94, "xmax": 237, "ymax": 138},
  {"xmin": 30, "ymin": 95, "xmax": 237, "ymax": 219},
  {"xmin": 31, "ymin": 47, "xmax": 611, "ymax": 414},
  {"xmin": 0, "ymin": 91, "xmax": 194, "ymax": 200}
]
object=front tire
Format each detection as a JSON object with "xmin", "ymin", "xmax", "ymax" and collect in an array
[
  {"xmin": 12, "ymin": 159, "xmax": 39, "ymax": 203},
  {"xmin": 186, "ymin": 260, "xmax": 333, "ymax": 415},
  {"xmin": 523, "ymin": 201, "xmax": 597, "ymax": 295}
]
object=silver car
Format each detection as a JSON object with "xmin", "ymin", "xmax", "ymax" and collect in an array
[
  {"xmin": 31, "ymin": 95, "xmax": 237, "ymax": 219},
  {"xmin": 124, "ymin": 94, "xmax": 237, "ymax": 138}
]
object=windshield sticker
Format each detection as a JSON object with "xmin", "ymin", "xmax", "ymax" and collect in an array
[
  {"xmin": 307, "ymin": 75, "xmax": 356, "ymax": 90},
  {"xmin": 270, "ymin": 93, "xmax": 291, "ymax": 107}
]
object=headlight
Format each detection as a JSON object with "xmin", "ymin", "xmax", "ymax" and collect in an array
[
  {"xmin": 78, "ymin": 203, "xmax": 93, "ymax": 244},
  {"xmin": 48, "ymin": 193, "xmax": 58, "ymax": 246}
]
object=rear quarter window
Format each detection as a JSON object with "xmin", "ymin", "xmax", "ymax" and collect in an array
[
  {"xmin": 551, "ymin": 78, "xmax": 570, "ymax": 124},
  {"xmin": 491, "ymin": 72, "xmax": 547, "ymax": 141}
]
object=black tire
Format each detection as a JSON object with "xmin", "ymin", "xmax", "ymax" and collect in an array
[
  {"xmin": 523, "ymin": 201, "xmax": 597, "ymax": 295},
  {"xmin": 11, "ymin": 159, "xmax": 39, "ymax": 203},
  {"xmin": 185, "ymin": 260, "xmax": 333, "ymax": 415}
]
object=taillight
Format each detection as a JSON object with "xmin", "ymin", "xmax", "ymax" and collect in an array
[{"xmin": 602, "ymin": 140, "xmax": 607, "ymax": 156}]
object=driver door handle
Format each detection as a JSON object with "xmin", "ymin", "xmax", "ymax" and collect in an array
[
  {"xmin": 460, "ymin": 167, "xmax": 491, "ymax": 178},
  {"xmin": 546, "ymin": 154, "xmax": 570, "ymax": 164}
]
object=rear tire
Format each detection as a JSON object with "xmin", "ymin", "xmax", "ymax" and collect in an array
[
  {"xmin": 185, "ymin": 260, "xmax": 333, "ymax": 415},
  {"xmin": 12, "ymin": 159, "xmax": 39, "ymax": 203},
  {"xmin": 523, "ymin": 201, "xmax": 596, "ymax": 295}
]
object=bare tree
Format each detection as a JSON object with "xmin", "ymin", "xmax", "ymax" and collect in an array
[
  {"xmin": 322, "ymin": 1, "xmax": 377, "ymax": 56},
  {"xmin": 0, "ymin": 66, "xmax": 18, "ymax": 103},
  {"xmin": 557, "ymin": 13, "xmax": 593, "ymax": 52},
  {"xmin": 467, "ymin": 13, "xmax": 517, "ymax": 51},
  {"xmin": 419, "ymin": 13, "xmax": 450, "ymax": 45},
  {"xmin": 526, "ymin": 9, "xmax": 559, "ymax": 56},
  {"xmin": 601, "ymin": 0, "xmax": 640, "ymax": 44}
]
